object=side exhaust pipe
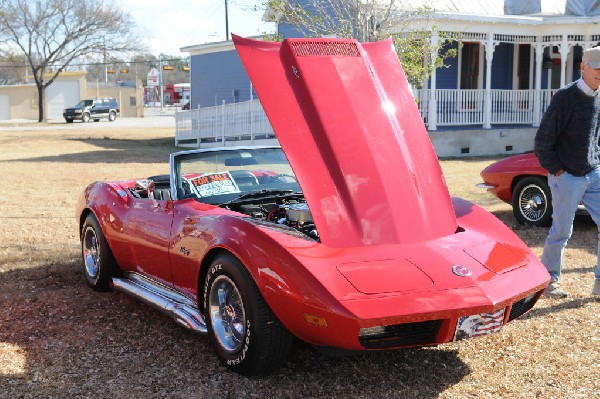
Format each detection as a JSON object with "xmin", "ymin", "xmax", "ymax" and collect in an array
[{"xmin": 112, "ymin": 275, "xmax": 207, "ymax": 334}]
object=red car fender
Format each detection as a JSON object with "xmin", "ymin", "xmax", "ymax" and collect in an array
[
  {"xmin": 480, "ymin": 152, "xmax": 547, "ymax": 203},
  {"xmin": 184, "ymin": 216, "xmax": 360, "ymax": 345},
  {"xmin": 77, "ymin": 182, "xmax": 130, "ymax": 244}
]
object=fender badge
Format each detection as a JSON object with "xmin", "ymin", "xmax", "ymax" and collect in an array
[{"xmin": 452, "ymin": 265, "xmax": 472, "ymax": 277}]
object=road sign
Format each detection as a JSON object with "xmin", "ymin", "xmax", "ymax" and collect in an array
[{"xmin": 147, "ymin": 68, "xmax": 160, "ymax": 86}]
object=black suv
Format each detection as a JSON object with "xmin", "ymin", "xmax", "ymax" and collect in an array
[{"xmin": 63, "ymin": 98, "xmax": 119, "ymax": 123}]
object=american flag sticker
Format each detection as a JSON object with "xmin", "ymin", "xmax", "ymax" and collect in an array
[{"xmin": 454, "ymin": 308, "xmax": 506, "ymax": 341}]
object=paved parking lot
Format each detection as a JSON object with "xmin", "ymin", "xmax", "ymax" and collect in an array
[{"xmin": 0, "ymin": 106, "xmax": 177, "ymax": 131}]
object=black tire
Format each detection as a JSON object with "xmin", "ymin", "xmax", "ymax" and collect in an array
[
  {"xmin": 81, "ymin": 214, "xmax": 120, "ymax": 291},
  {"xmin": 512, "ymin": 176, "xmax": 552, "ymax": 227},
  {"xmin": 65, "ymin": 118, "xmax": 73, "ymax": 123},
  {"xmin": 82, "ymin": 113, "xmax": 90, "ymax": 123},
  {"xmin": 108, "ymin": 111, "xmax": 117, "ymax": 122},
  {"xmin": 203, "ymin": 253, "xmax": 293, "ymax": 375}
]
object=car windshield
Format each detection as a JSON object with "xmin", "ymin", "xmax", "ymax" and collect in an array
[
  {"xmin": 173, "ymin": 147, "xmax": 301, "ymax": 205},
  {"xmin": 77, "ymin": 100, "xmax": 94, "ymax": 107}
]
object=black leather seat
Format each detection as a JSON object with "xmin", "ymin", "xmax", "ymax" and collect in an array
[{"xmin": 147, "ymin": 175, "xmax": 172, "ymax": 200}]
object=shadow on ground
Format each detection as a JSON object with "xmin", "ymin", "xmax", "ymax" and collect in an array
[
  {"xmin": 0, "ymin": 261, "xmax": 469, "ymax": 398},
  {"xmin": 9, "ymin": 137, "xmax": 179, "ymax": 164}
]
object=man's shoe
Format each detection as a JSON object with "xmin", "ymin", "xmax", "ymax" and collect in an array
[
  {"xmin": 592, "ymin": 280, "xmax": 600, "ymax": 296},
  {"xmin": 543, "ymin": 282, "xmax": 568, "ymax": 298}
]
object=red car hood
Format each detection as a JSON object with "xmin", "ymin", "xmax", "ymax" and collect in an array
[{"xmin": 233, "ymin": 35, "xmax": 457, "ymax": 248}]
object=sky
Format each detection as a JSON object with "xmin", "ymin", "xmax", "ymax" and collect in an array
[{"xmin": 119, "ymin": 0, "xmax": 276, "ymax": 56}]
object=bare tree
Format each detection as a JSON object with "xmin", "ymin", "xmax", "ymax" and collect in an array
[
  {"xmin": 0, "ymin": 0, "xmax": 143, "ymax": 122},
  {"xmin": 89, "ymin": 54, "xmax": 190, "ymax": 85},
  {"xmin": 0, "ymin": 52, "xmax": 28, "ymax": 85},
  {"xmin": 264, "ymin": 0, "xmax": 456, "ymax": 88},
  {"xmin": 156, "ymin": 56, "xmax": 191, "ymax": 85}
]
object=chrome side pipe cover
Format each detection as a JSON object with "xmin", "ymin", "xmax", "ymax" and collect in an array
[{"xmin": 112, "ymin": 274, "xmax": 207, "ymax": 333}]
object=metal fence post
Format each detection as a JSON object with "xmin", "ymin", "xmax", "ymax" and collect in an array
[
  {"xmin": 250, "ymin": 101, "xmax": 255, "ymax": 144},
  {"xmin": 221, "ymin": 100, "xmax": 226, "ymax": 145}
]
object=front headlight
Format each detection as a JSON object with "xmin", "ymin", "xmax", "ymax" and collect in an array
[{"xmin": 74, "ymin": 109, "xmax": 83, "ymax": 114}]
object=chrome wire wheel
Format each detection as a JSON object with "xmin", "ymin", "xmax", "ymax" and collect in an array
[
  {"xmin": 80, "ymin": 214, "xmax": 118, "ymax": 291},
  {"xmin": 208, "ymin": 275, "xmax": 246, "ymax": 354},
  {"xmin": 518, "ymin": 183, "xmax": 548, "ymax": 223},
  {"xmin": 82, "ymin": 226, "xmax": 100, "ymax": 280}
]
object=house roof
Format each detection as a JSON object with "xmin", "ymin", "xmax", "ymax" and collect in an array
[
  {"xmin": 409, "ymin": 0, "xmax": 600, "ymax": 30},
  {"xmin": 180, "ymin": 40, "xmax": 234, "ymax": 55},
  {"xmin": 421, "ymin": 0, "xmax": 600, "ymax": 17},
  {"xmin": 422, "ymin": 0, "xmax": 505, "ymax": 15},
  {"xmin": 181, "ymin": 0, "xmax": 600, "ymax": 54}
]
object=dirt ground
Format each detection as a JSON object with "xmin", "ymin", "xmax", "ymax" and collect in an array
[{"xmin": 1, "ymin": 125, "xmax": 599, "ymax": 398}]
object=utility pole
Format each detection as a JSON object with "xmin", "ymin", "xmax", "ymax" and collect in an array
[
  {"xmin": 225, "ymin": 0, "xmax": 229, "ymax": 41},
  {"xmin": 103, "ymin": 38, "xmax": 107, "ymax": 83},
  {"xmin": 159, "ymin": 55, "xmax": 164, "ymax": 112}
]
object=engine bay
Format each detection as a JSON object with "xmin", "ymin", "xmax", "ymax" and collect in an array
[{"xmin": 222, "ymin": 196, "xmax": 319, "ymax": 241}]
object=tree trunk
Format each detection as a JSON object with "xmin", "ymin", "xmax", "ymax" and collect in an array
[{"xmin": 37, "ymin": 84, "xmax": 44, "ymax": 122}]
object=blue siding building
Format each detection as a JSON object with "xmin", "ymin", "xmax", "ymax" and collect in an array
[
  {"xmin": 186, "ymin": 42, "xmax": 255, "ymax": 109},
  {"xmin": 181, "ymin": 0, "xmax": 600, "ymax": 132}
]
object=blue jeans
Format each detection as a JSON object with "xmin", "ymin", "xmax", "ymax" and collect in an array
[{"xmin": 541, "ymin": 167, "xmax": 600, "ymax": 282}]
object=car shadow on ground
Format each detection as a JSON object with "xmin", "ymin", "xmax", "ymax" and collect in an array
[
  {"xmin": 9, "ymin": 137, "xmax": 179, "ymax": 164},
  {"xmin": 0, "ymin": 261, "xmax": 469, "ymax": 398}
]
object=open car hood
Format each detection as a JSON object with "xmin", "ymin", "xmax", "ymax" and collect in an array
[{"xmin": 233, "ymin": 35, "xmax": 458, "ymax": 248}]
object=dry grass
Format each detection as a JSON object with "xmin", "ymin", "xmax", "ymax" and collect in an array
[{"xmin": 1, "ymin": 127, "xmax": 599, "ymax": 398}]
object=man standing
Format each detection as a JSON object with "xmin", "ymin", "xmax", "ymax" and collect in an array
[{"xmin": 534, "ymin": 46, "xmax": 600, "ymax": 298}]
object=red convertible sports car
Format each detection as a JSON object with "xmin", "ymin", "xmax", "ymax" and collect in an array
[
  {"xmin": 77, "ymin": 35, "xmax": 550, "ymax": 375},
  {"xmin": 479, "ymin": 152, "xmax": 588, "ymax": 227},
  {"xmin": 479, "ymin": 152, "xmax": 552, "ymax": 226}
]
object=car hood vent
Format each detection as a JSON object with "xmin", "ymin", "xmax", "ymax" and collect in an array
[{"xmin": 290, "ymin": 40, "xmax": 360, "ymax": 57}]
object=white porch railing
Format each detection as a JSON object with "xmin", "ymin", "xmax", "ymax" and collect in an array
[
  {"xmin": 413, "ymin": 89, "xmax": 556, "ymax": 127},
  {"xmin": 175, "ymin": 100, "xmax": 277, "ymax": 147},
  {"xmin": 176, "ymin": 89, "xmax": 557, "ymax": 147}
]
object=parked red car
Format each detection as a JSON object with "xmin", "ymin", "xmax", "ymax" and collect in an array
[
  {"xmin": 77, "ymin": 36, "xmax": 550, "ymax": 375},
  {"xmin": 479, "ymin": 152, "xmax": 552, "ymax": 226}
]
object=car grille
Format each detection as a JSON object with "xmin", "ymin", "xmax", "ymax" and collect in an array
[
  {"xmin": 359, "ymin": 320, "xmax": 442, "ymax": 349},
  {"xmin": 508, "ymin": 291, "xmax": 541, "ymax": 322}
]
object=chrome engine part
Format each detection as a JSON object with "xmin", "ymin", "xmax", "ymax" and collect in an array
[{"xmin": 284, "ymin": 203, "xmax": 313, "ymax": 224}]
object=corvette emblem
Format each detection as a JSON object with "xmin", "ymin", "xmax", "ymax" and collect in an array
[{"xmin": 452, "ymin": 265, "xmax": 472, "ymax": 277}]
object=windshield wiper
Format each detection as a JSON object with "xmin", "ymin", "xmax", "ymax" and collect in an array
[{"xmin": 223, "ymin": 189, "xmax": 296, "ymax": 204}]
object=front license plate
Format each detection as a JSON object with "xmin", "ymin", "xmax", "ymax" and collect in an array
[{"xmin": 454, "ymin": 308, "xmax": 506, "ymax": 341}]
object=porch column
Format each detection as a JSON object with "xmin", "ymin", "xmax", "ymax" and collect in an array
[
  {"xmin": 558, "ymin": 34, "xmax": 570, "ymax": 87},
  {"xmin": 427, "ymin": 31, "xmax": 439, "ymax": 131},
  {"xmin": 483, "ymin": 33, "xmax": 496, "ymax": 129},
  {"xmin": 533, "ymin": 42, "xmax": 545, "ymax": 127}
]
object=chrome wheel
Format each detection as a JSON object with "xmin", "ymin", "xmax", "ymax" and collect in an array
[
  {"xmin": 512, "ymin": 177, "xmax": 552, "ymax": 227},
  {"xmin": 80, "ymin": 214, "xmax": 119, "ymax": 291},
  {"xmin": 82, "ymin": 226, "xmax": 100, "ymax": 280},
  {"xmin": 204, "ymin": 254, "xmax": 293, "ymax": 375},
  {"xmin": 518, "ymin": 184, "xmax": 548, "ymax": 222},
  {"xmin": 208, "ymin": 275, "xmax": 246, "ymax": 353}
]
